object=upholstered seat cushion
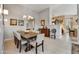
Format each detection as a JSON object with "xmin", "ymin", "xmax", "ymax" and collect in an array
[
  {"xmin": 30, "ymin": 41, "xmax": 42, "ymax": 47},
  {"xmin": 21, "ymin": 40, "xmax": 27, "ymax": 45}
]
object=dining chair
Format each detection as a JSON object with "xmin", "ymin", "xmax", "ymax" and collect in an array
[
  {"xmin": 33, "ymin": 30, "xmax": 39, "ymax": 33},
  {"xmin": 13, "ymin": 32, "xmax": 18, "ymax": 47},
  {"xmin": 50, "ymin": 29, "xmax": 56, "ymax": 39},
  {"xmin": 30, "ymin": 29, "xmax": 39, "ymax": 33},
  {"xmin": 13, "ymin": 31, "xmax": 27, "ymax": 53},
  {"xmin": 30, "ymin": 34, "xmax": 45, "ymax": 54}
]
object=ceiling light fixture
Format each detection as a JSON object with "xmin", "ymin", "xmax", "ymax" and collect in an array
[
  {"xmin": 28, "ymin": 16, "xmax": 34, "ymax": 20},
  {"xmin": 0, "ymin": 8, "xmax": 8, "ymax": 15},
  {"xmin": 23, "ymin": 15, "xmax": 27, "ymax": 19}
]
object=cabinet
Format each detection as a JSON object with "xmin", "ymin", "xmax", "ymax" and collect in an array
[
  {"xmin": 39, "ymin": 28, "xmax": 50, "ymax": 37},
  {"xmin": 69, "ymin": 29, "xmax": 77, "ymax": 37}
]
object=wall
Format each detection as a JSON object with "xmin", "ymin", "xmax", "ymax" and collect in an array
[
  {"xmin": 39, "ymin": 8, "xmax": 49, "ymax": 28},
  {"xmin": 4, "ymin": 4, "xmax": 39, "ymax": 39},
  {"xmin": 0, "ymin": 4, "xmax": 4, "ymax": 53}
]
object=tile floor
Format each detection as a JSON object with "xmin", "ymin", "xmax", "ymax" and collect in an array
[
  {"xmin": 72, "ymin": 43, "xmax": 79, "ymax": 54},
  {"xmin": 4, "ymin": 36, "xmax": 72, "ymax": 54}
]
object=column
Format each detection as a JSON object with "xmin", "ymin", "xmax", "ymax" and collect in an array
[
  {"xmin": 77, "ymin": 4, "xmax": 79, "ymax": 43},
  {"xmin": 0, "ymin": 4, "xmax": 4, "ymax": 53}
]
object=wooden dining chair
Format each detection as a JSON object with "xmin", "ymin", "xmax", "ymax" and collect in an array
[
  {"xmin": 13, "ymin": 31, "xmax": 27, "ymax": 53},
  {"xmin": 30, "ymin": 34, "xmax": 45, "ymax": 54}
]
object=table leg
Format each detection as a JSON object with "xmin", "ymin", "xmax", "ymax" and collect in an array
[{"xmin": 25, "ymin": 40, "xmax": 30, "ymax": 52}]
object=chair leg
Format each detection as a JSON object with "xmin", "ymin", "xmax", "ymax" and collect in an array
[
  {"xmin": 29, "ymin": 44, "xmax": 31, "ymax": 50},
  {"xmin": 54, "ymin": 35, "xmax": 55, "ymax": 39},
  {"xmin": 15, "ymin": 39, "xmax": 16, "ymax": 45},
  {"xmin": 19, "ymin": 40, "xmax": 21, "ymax": 53},
  {"xmin": 17, "ymin": 40, "xmax": 19, "ymax": 48},
  {"xmin": 27, "ymin": 40, "xmax": 30, "ymax": 51},
  {"xmin": 14, "ymin": 38, "xmax": 16, "ymax": 45},
  {"xmin": 42, "ymin": 40, "xmax": 44, "ymax": 52},
  {"xmin": 17, "ymin": 43, "xmax": 18, "ymax": 48},
  {"xmin": 35, "ymin": 43, "xmax": 37, "ymax": 54}
]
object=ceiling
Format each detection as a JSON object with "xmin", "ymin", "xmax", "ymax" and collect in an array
[
  {"xmin": 20, "ymin": 4, "xmax": 61, "ymax": 13},
  {"xmin": 19, "ymin": 4, "xmax": 50, "ymax": 13},
  {"xmin": 4, "ymin": 4, "xmax": 60, "ymax": 13}
]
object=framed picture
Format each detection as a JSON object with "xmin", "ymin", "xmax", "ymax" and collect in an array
[
  {"xmin": 41, "ymin": 20, "xmax": 45, "ymax": 26},
  {"xmin": 10, "ymin": 19, "xmax": 17, "ymax": 26},
  {"xmin": 18, "ymin": 20, "xmax": 24, "ymax": 26}
]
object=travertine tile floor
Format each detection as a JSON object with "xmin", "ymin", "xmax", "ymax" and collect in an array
[{"xmin": 4, "ymin": 36, "xmax": 72, "ymax": 54}]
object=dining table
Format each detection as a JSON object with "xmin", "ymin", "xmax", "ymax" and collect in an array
[{"xmin": 17, "ymin": 31, "xmax": 38, "ymax": 52}]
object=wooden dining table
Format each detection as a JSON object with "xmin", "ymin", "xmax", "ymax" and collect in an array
[{"xmin": 17, "ymin": 31, "xmax": 38, "ymax": 52}]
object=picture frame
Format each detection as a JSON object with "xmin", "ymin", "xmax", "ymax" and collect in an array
[
  {"xmin": 18, "ymin": 20, "xmax": 24, "ymax": 26},
  {"xmin": 41, "ymin": 20, "xmax": 45, "ymax": 26},
  {"xmin": 10, "ymin": 18, "xmax": 17, "ymax": 26}
]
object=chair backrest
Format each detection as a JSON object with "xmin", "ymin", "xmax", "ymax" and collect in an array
[
  {"xmin": 25, "ymin": 30, "xmax": 30, "ymax": 32},
  {"xmin": 13, "ymin": 32, "xmax": 17, "ymax": 38},
  {"xmin": 36, "ymin": 34, "xmax": 44, "ymax": 43},
  {"xmin": 32, "ymin": 30, "xmax": 39, "ymax": 33},
  {"xmin": 52, "ymin": 29, "xmax": 56, "ymax": 33},
  {"xmin": 13, "ymin": 31, "xmax": 21, "ymax": 40},
  {"xmin": 35, "ymin": 31, "xmax": 39, "ymax": 33},
  {"xmin": 13, "ymin": 32, "xmax": 15, "ymax": 37},
  {"xmin": 13, "ymin": 32, "xmax": 16, "ymax": 40}
]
